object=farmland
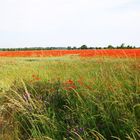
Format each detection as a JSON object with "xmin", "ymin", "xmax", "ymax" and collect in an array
[{"xmin": 0, "ymin": 49, "xmax": 140, "ymax": 140}]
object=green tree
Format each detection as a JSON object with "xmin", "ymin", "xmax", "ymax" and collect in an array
[
  {"xmin": 107, "ymin": 45, "xmax": 114, "ymax": 49},
  {"xmin": 67, "ymin": 46, "xmax": 72, "ymax": 50},
  {"xmin": 80, "ymin": 45, "xmax": 88, "ymax": 49},
  {"xmin": 120, "ymin": 43, "xmax": 125, "ymax": 48}
]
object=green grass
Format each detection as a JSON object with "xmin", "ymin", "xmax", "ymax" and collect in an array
[{"xmin": 0, "ymin": 56, "xmax": 140, "ymax": 140}]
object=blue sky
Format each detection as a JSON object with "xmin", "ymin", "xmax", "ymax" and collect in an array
[{"xmin": 0, "ymin": 0, "xmax": 140, "ymax": 48}]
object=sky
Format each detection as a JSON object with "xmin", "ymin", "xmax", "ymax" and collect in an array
[{"xmin": 0, "ymin": 0, "xmax": 140, "ymax": 48}]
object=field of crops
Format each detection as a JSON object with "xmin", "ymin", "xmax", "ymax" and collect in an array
[{"xmin": 0, "ymin": 50, "xmax": 140, "ymax": 140}]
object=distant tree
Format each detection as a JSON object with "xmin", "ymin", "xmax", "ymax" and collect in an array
[
  {"xmin": 126, "ymin": 45, "xmax": 132, "ymax": 49},
  {"xmin": 72, "ymin": 46, "xmax": 77, "ymax": 50},
  {"xmin": 107, "ymin": 45, "xmax": 114, "ymax": 49},
  {"xmin": 89, "ymin": 47, "xmax": 94, "ymax": 49},
  {"xmin": 95, "ymin": 47, "xmax": 101, "ymax": 49},
  {"xmin": 120, "ymin": 43, "xmax": 125, "ymax": 48},
  {"xmin": 67, "ymin": 46, "xmax": 72, "ymax": 50},
  {"xmin": 80, "ymin": 45, "xmax": 88, "ymax": 49}
]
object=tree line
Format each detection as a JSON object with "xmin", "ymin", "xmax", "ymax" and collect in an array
[
  {"xmin": 0, "ymin": 44, "xmax": 139, "ymax": 51},
  {"xmin": 68, "ymin": 44, "xmax": 138, "ymax": 50}
]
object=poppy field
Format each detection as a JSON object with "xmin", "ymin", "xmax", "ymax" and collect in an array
[
  {"xmin": 0, "ymin": 49, "xmax": 140, "ymax": 57},
  {"xmin": 0, "ymin": 51, "xmax": 140, "ymax": 140}
]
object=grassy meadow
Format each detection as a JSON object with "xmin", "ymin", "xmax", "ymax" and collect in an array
[{"xmin": 0, "ymin": 56, "xmax": 140, "ymax": 140}]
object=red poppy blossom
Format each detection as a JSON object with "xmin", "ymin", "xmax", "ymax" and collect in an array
[
  {"xmin": 66, "ymin": 79, "xmax": 74, "ymax": 84},
  {"xmin": 77, "ymin": 79, "xmax": 84, "ymax": 86},
  {"xmin": 35, "ymin": 77, "xmax": 41, "ymax": 81}
]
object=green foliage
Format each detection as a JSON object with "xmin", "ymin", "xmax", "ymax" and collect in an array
[
  {"xmin": 80, "ymin": 45, "xmax": 88, "ymax": 49},
  {"xmin": 107, "ymin": 45, "xmax": 114, "ymax": 49}
]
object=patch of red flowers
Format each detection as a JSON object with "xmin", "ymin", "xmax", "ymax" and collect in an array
[
  {"xmin": 31, "ymin": 74, "xmax": 41, "ymax": 82},
  {"xmin": 77, "ymin": 78, "xmax": 84, "ymax": 86},
  {"xmin": 64, "ymin": 79, "xmax": 77, "ymax": 91},
  {"xmin": 0, "ymin": 49, "xmax": 140, "ymax": 57}
]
